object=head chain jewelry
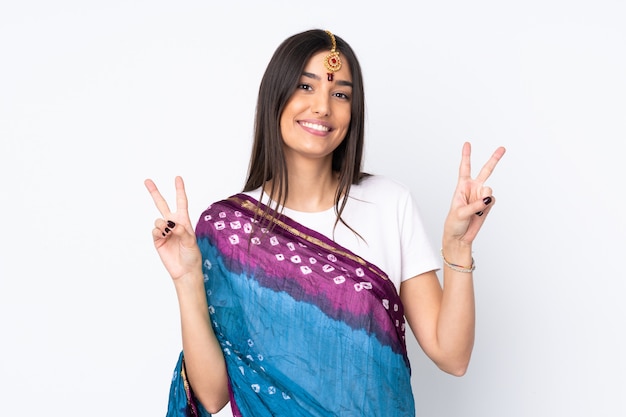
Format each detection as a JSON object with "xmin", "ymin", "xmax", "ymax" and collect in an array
[{"xmin": 323, "ymin": 30, "xmax": 342, "ymax": 81}]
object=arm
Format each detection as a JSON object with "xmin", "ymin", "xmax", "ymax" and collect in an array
[
  {"xmin": 401, "ymin": 142, "xmax": 505, "ymax": 376},
  {"xmin": 145, "ymin": 176, "xmax": 230, "ymax": 413}
]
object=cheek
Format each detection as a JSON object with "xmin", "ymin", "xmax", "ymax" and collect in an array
[
  {"xmin": 340, "ymin": 112, "xmax": 352, "ymax": 132},
  {"xmin": 339, "ymin": 104, "xmax": 352, "ymax": 124},
  {"xmin": 279, "ymin": 111, "xmax": 291, "ymax": 135}
]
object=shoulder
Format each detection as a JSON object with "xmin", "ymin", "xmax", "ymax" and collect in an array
[
  {"xmin": 195, "ymin": 193, "xmax": 249, "ymax": 233},
  {"xmin": 351, "ymin": 174, "xmax": 412, "ymax": 201}
]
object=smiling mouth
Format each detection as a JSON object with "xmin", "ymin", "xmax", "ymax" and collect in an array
[{"xmin": 299, "ymin": 121, "xmax": 331, "ymax": 132}]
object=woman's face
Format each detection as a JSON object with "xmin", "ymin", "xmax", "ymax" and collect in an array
[{"xmin": 279, "ymin": 50, "xmax": 353, "ymax": 167}]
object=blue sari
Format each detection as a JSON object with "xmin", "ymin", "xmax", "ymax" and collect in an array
[{"xmin": 167, "ymin": 194, "xmax": 415, "ymax": 416}]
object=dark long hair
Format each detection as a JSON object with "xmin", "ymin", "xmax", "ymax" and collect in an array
[{"xmin": 243, "ymin": 29, "xmax": 368, "ymax": 234}]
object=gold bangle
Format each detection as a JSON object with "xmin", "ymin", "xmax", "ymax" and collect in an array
[{"xmin": 441, "ymin": 249, "xmax": 475, "ymax": 273}]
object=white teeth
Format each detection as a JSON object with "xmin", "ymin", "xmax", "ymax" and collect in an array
[{"xmin": 300, "ymin": 121, "xmax": 329, "ymax": 132}]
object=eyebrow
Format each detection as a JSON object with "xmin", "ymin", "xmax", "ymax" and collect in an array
[{"xmin": 302, "ymin": 71, "xmax": 353, "ymax": 87}]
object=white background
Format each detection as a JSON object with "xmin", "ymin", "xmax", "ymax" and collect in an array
[{"xmin": 1, "ymin": 1, "xmax": 625, "ymax": 416}]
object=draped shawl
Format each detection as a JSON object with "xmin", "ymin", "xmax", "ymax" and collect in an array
[{"xmin": 167, "ymin": 194, "xmax": 415, "ymax": 416}]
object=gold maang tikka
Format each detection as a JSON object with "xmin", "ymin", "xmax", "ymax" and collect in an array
[{"xmin": 323, "ymin": 30, "xmax": 342, "ymax": 81}]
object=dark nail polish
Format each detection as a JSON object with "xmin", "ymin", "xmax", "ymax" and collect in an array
[
  {"xmin": 475, "ymin": 211, "xmax": 484, "ymax": 217},
  {"xmin": 167, "ymin": 220, "xmax": 176, "ymax": 228},
  {"xmin": 483, "ymin": 197, "xmax": 492, "ymax": 205},
  {"xmin": 162, "ymin": 232, "xmax": 166, "ymax": 237},
  {"xmin": 164, "ymin": 227, "xmax": 171, "ymax": 233}
]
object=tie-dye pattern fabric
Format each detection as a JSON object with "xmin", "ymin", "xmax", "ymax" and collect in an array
[{"xmin": 167, "ymin": 194, "xmax": 415, "ymax": 416}]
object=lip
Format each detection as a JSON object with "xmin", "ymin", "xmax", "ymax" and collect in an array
[{"xmin": 298, "ymin": 119, "xmax": 333, "ymax": 136}]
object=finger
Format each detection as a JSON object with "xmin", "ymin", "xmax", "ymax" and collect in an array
[
  {"xmin": 480, "ymin": 186, "xmax": 493, "ymax": 199},
  {"xmin": 458, "ymin": 142, "xmax": 472, "ymax": 179},
  {"xmin": 175, "ymin": 176, "xmax": 189, "ymax": 214},
  {"xmin": 471, "ymin": 196, "xmax": 496, "ymax": 217},
  {"xmin": 151, "ymin": 227, "xmax": 163, "ymax": 241},
  {"xmin": 152, "ymin": 225, "xmax": 173, "ymax": 242},
  {"xmin": 160, "ymin": 216, "xmax": 198, "ymax": 249},
  {"xmin": 145, "ymin": 179, "xmax": 172, "ymax": 217},
  {"xmin": 475, "ymin": 146, "xmax": 506, "ymax": 184},
  {"xmin": 474, "ymin": 205, "xmax": 493, "ymax": 218},
  {"xmin": 154, "ymin": 218, "xmax": 177, "ymax": 234},
  {"xmin": 174, "ymin": 176, "xmax": 196, "ymax": 227}
]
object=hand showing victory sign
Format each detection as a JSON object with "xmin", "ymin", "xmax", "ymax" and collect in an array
[
  {"xmin": 444, "ymin": 142, "xmax": 506, "ymax": 245},
  {"xmin": 144, "ymin": 176, "xmax": 202, "ymax": 281}
]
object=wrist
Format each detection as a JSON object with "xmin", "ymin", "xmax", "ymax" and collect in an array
[
  {"xmin": 441, "ymin": 249, "xmax": 475, "ymax": 273},
  {"xmin": 173, "ymin": 269, "xmax": 206, "ymax": 293},
  {"xmin": 441, "ymin": 240, "xmax": 473, "ymax": 268}
]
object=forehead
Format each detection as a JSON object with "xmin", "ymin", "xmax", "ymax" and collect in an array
[{"xmin": 303, "ymin": 50, "xmax": 352, "ymax": 81}]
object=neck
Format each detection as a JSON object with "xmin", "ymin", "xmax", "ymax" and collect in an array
[{"xmin": 266, "ymin": 157, "xmax": 338, "ymax": 212}]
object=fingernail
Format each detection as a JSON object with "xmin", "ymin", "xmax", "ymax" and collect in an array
[
  {"xmin": 164, "ymin": 227, "xmax": 171, "ymax": 233},
  {"xmin": 162, "ymin": 232, "xmax": 166, "ymax": 237},
  {"xmin": 167, "ymin": 220, "xmax": 176, "ymax": 228},
  {"xmin": 475, "ymin": 211, "xmax": 484, "ymax": 216},
  {"xmin": 483, "ymin": 197, "xmax": 492, "ymax": 205}
]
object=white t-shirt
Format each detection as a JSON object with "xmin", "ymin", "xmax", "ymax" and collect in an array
[{"xmin": 244, "ymin": 175, "xmax": 440, "ymax": 293}]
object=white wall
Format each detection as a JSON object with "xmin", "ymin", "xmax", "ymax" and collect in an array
[{"xmin": 1, "ymin": 1, "xmax": 625, "ymax": 416}]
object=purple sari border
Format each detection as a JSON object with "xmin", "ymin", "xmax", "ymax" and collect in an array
[{"xmin": 219, "ymin": 193, "xmax": 390, "ymax": 283}]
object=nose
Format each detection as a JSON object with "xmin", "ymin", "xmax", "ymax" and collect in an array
[{"xmin": 311, "ymin": 92, "xmax": 330, "ymax": 116}]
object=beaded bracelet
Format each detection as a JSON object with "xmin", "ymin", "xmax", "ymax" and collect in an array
[{"xmin": 441, "ymin": 249, "xmax": 475, "ymax": 273}]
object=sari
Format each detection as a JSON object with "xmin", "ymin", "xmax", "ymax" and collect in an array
[{"xmin": 167, "ymin": 194, "xmax": 415, "ymax": 416}]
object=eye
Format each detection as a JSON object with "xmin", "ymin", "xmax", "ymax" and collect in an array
[
  {"xmin": 333, "ymin": 92, "xmax": 350, "ymax": 100},
  {"xmin": 297, "ymin": 83, "xmax": 313, "ymax": 91}
]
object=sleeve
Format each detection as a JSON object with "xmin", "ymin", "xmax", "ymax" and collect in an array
[
  {"xmin": 167, "ymin": 352, "xmax": 212, "ymax": 417},
  {"xmin": 398, "ymin": 189, "xmax": 440, "ymax": 282}
]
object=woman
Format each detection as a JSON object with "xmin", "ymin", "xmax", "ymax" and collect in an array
[{"xmin": 145, "ymin": 29, "xmax": 505, "ymax": 417}]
